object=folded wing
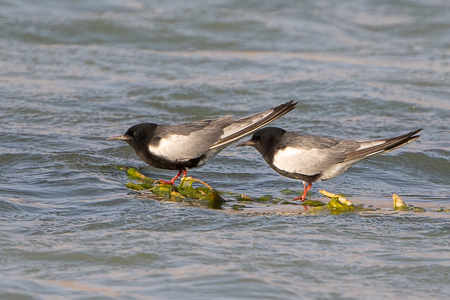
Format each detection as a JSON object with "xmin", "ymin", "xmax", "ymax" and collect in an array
[
  {"xmin": 272, "ymin": 129, "xmax": 421, "ymax": 177},
  {"xmin": 272, "ymin": 133, "xmax": 358, "ymax": 176},
  {"xmin": 149, "ymin": 116, "xmax": 234, "ymax": 161}
]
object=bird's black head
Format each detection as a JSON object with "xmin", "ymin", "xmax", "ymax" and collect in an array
[
  {"xmin": 236, "ymin": 127, "xmax": 286, "ymax": 155},
  {"xmin": 107, "ymin": 123, "xmax": 157, "ymax": 151}
]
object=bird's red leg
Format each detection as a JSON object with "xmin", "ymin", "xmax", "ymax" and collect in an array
[
  {"xmin": 157, "ymin": 170, "xmax": 183, "ymax": 185},
  {"xmin": 301, "ymin": 182, "xmax": 312, "ymax": 201},
  {"xmin": 292, "ymin": 182, "xmax": 312, "ymax": 202}
]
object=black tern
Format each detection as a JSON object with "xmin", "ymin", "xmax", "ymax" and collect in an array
[
  {"xmin": 108, "ymin": 101, "xmax": 297, "ymax": 184},
  {"xmin": 237, "ymin": 127, "xmax": 421, "ymax": 201}
]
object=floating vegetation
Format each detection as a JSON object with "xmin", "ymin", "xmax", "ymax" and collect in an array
[
  {"xmin": 120, "ymin": 168, "xmax": 448, "ymax": 214},
  {"xmin": 393, "ymin": 193, "xmax": 408, "ymax": 210},
  {"xmin": 302, "ymin": 200, "xmax": 326, "ymax": 207},
  {"xmin": 321, "ymin": 190, "xmax": 356, "ymax": 214},
  {"xmin": 392, "ymin": 194, "xmax": 425, "ymax": 212},
  {"xmin": 124, "ymin": 167, "xmax": 224, "ymax": 209},
  {"xmin": 298, "ymin": 190, "xmax": 357, "ymax": 215}
]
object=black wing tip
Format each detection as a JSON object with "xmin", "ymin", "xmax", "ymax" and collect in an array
[
  {"xmin": 382, "ymin": 128, "xmax": 422, "ymax": 152},
  {"xmin": 387, "ymin": 128, "xmax": 422, "ymax": 142},
  {"xmin": 271, "ymin": 100, "xmax": 298, "ymax": 117},
  {"xmin": 406, "ymin": 128, "xmax": 422, "ymax": 141},
  {"xmin": 410, "ymin": 128, "xmax": 422, "ymax": 136},
  {"xmin": 273, "ymin": 100, "xmax": 298, "ymax": 110}
]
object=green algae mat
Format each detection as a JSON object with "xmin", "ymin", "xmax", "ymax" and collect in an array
[{"xmin": 122, "ymin": 167, "xmax": 449, "ymax": 215}]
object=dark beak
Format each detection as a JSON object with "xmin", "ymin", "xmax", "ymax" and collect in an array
[
  {"xmin": 236, "ymin": 139, "xmax": 255, "ymax": 147},
  {"xmin": 107, "ymin": 135, "xmax": 130, "ymax": 141}
]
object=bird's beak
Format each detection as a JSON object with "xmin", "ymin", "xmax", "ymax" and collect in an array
[
  {"xmin": 236, "ymin": 139, "xmax": 255, "ymax": 147},
  {"xmin": 106, "ymin": 135, "xmax": 130, "ymax": 141}
]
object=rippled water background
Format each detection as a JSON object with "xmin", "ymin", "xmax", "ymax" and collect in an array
[{"xmin": 1, "ymin": 0, "xmax": 449, "ymax": 299}]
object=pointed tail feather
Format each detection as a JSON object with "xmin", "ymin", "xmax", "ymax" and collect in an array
[
  {"xmin": 345, "ymin": 129, "xmax": 421, "ymax": 161},
  {"xmin": 210, "ymin": 100, "xmax": 298, "ymax": 149}
]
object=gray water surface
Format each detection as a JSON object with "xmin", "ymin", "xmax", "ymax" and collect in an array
[{"xmin": 1, "ymin": 0, "xmax": 449, "ymax": 299}]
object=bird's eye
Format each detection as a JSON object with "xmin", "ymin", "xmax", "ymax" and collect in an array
[{"xmin": 126, "ymin": 131, "xmax": 138, "ymax": 137}]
